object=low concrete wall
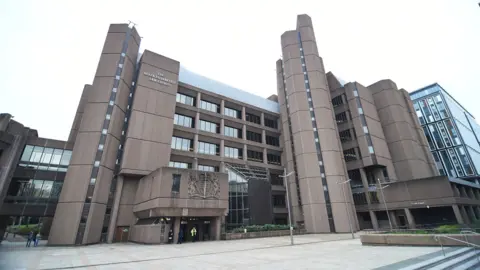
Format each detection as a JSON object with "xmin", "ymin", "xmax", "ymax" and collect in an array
[
  {"xmin": 129, "ymin": 224, "xmax": 171, "ymax": 244},
  {"xmin": 224, "ymin": 229, "xmax": 307, "ymax": 240},
  {"xmin": 360, "ymin": 234, "xmax": 480, "ymax": 246}
]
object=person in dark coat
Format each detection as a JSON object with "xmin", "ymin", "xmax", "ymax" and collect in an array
[
  {"xmin": 26, "ymin": 231, "xmax": 33, "ymax": 247},
  {"xmin": 177, "ymin": 228, "xmax": 184, "ymax": 244}
]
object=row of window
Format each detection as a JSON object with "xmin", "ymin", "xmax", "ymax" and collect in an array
[
  {"xmin": 225, "ymin": 147, "xmax": 242, "ymax": 159},
  {"xmin": 423, "ymin": 120, "xmax": 462, "ymax": 151},
  {"xmin": 176, "ymin": 92, "xmax": 279, "ymax": 129},
  {"xmin": 19, "ymin": 145, "xmax": 72, "ymax": 172},
  {"xmin": 413, "ymin": 94, "xmax": 449, "ymax": 125},
  {"xmin": 174, "ymin": 114, "xmax": 194, "ymax": 128},
  {"xmin": 432, "ymin": 147, "xmax": 475, "ymax": 177},
  {"xmin": 8, "ymin": 179, "xmax": 63, "ymax": 199},
  {"xmin": 332, "ymin": 94, "xmax": 345, "ymax": 107},
  {"xmin": 343, "ymin": 148, "xmax": 357, "ymax": 162},
  {"xmin": 224, "ymin": 126, "xmax": 241, "ymax": 138}
]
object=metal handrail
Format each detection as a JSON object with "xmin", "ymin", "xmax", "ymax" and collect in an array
[{"xmin": 434, "ymin": 234, "xmax": 480, "ymax": 262}]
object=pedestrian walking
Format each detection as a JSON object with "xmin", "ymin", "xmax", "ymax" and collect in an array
[
  {"xmin": 32, "ymin": 231, "xmax": 37, "ymax": 247},
  {"xmin": 34, "ymin": 232, "xmax": 40, "ymax": 247},
  {"xmin": 190, "ymin": 226, "xmax": 197, "ymax": 242},
  {"xmin": 177, "ymin": 228, "xmax": 184, "ymax": 244},
  {"xmin": 26, "ymin": 231, "xmax": 33, "ymax": 247}
]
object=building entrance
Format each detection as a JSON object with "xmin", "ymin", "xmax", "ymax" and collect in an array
[{"xmin": 178, "ymin": 217, "xmax": 212, "ymax": 243}]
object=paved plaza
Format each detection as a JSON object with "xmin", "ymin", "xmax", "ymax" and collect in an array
[{"xmin": 0, "ymin": 234, "xmax": 443, "ymax": 270}]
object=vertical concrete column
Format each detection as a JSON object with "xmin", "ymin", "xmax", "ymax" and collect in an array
[
  {"xmin": 241, "ymin": 107, "xmax": 246, "ymax": 121},
  {"xmin": 196, "ymin": 92, "xmax": 202, "ymax": 108},
  {"xmin": 242, "ymin": 125, "xmax": 247, "ymax": 140},
  {"xmin": 192, "ymin": 158, "xmax": 198, "ymax": 170},
  {"xmin": 213, "ymin": 216, "xmax": 221, "ymax": 240},
  {"xmin": 261, "ymin": 112, "xmax": 265, "ymax": 126},
  {"xmin": 243, "ymin": 144, "xmax": 247, "ymax": 161},
  {"xmin": 475, "ymin": 189, "xmax": 480, "ymax": 200},
  {"xmin": 193, "ymin": 134, "xmax": 199, "ymax": 153},
  {"xmin": 452, "ymin": 184, "xmax": 460, "ymax": 197},
  {"xmin": 261, "ymin": 130, "xmax": 266, "ymax": 144},
  {"xmin": 468, "ymin": 188, "xmax": 475, "ymax": 199},
  {"xmin": 460, "ymin": 186, "xmax": 467, "ymax": 197},
  {"xmin": 220, "ymin": 119, "xmax": 224, "ymax": 135},
  {"xmin": 369, "ymin": 211, "xmax": 379, "ymax": 230},
  {"xmin": 195, "ymin": 112, "xmax": 200, "ymax": 130},
  {"xmin": 263, "ymin": 148, "xmax": 268, "ymax": 164},
  {"xmin": 468, "ymin": 206, "xmax": 478, "ymax": 221},
  {"xmin": 460, "ymin": 206, "xmax": 471, "ymax": 224},
  {"xmin": 359, "ymin": 168, "xmax": 372, "ymax": 204},
  {"xmin": 404, "ymin": 208, "xmax": 416, "ymax": 229},
  {"xmin": 220, "ymin": 100, "xmax": 225, "ymax": 115},
  {"xmin": 219, "ymin": 161, "xmax": 225, "ymax": 173},
  {"xmin": 107, "ymin": 175, "xmax": 124, "ymax": 243},
  {"xmin": 173, "ymin": 217, "xmax": 181, "ymax": 244},
  {"xmin": 220, "ymin": 140, "xmax": 224, "ymax": 157},
  {"xmin": 389, "ymin": 211, "xmax": 398, "ymax": 228},
  {"xmin": 452, "ymin": 205, "xmax": 465, "ymax": 224}
]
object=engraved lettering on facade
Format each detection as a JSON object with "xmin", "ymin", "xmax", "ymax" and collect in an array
[{"xmin": 143, "ymin": 71, "xmax": 177, "ymax": 86}]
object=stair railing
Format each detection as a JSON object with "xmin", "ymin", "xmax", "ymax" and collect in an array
[{"xmin": 434, "ymin": 234, "xmax": 480, "ymax": 262}]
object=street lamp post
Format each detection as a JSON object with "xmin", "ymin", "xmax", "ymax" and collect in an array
[
  {"xmin": 280, "ymin": 168, "xmax": 294, "ymax": 245},
  {"xmin": 377, "ymin": 178, "xmax": 393, "ymax": 231},
  {"xmin": 337, "ymin": 179, "xmax": 355, "ymax": 239}
]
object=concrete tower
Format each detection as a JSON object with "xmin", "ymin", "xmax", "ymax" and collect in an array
[
  {"xmin": 277, "ymin": 14, "xmax": 356, "ymax": 233},
  {"xmin": 49, "ymin": 24, "xmax": 141, "ymax": 245}
]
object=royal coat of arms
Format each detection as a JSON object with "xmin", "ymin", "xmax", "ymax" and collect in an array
[{"xmin": 188, "ymin": 172, "xmax": 220, "ymax": 199}]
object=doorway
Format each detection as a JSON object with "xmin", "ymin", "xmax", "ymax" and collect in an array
[
  {"xmin": 398, "ymin": 215, "xmax": 407, "ymax": 228},
  {"xmin": 114, "ymin": 226, "xmax": 129, "ymax": 242},
  {"xmin": 179, "ymin": 217, "xmax": 212, "ymax": 242}
]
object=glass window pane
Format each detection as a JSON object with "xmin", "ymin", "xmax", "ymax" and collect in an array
[
  {"xmin": 41, "ymin": 181, "xmax": 53, "ymax": 198},
  {"xmin": 435, "ymin": 95, "xmax": 448, "ymax": 119},
  {"xmin": 432, "ymin": 152, "xmax": 446, "ymax": 176},
  {"xmin": 420, "ymin": 99, "xmax": 434, "ymax": 123},
  {"xmin": 50, "ymin": 149, "xmax": 63, "ymax": 165},
  {"xmin": 456, "ymin": 147, "xmax": 474, "ymax": 175},
  {"xmin": 30, "ymin": 146, "xmax": 44, "ymax": 163},
  {"xmin": 444, "ymin": 119, "xmax": 461, "ymax": 146},
  {"xmin": 33, "ymin": 180, "xmax": 44, "ymax": 197},
  {"xmin": 20, "ymin": 145, "xmax": 34, "ymax": 162},
  {"xmin": 50, "ymin": 182, "xmax": 63, "ymax": 198},
  {"xmin": 429, "ymin": 124, "xmax": 444, "ymax": 149},
  {"xmin": 427, "ymin": 97, "xmax": 440, "ymax": 121},
  {"xmin": 40, "ymin": 148, "xmax": 54, "ymax": 164},
  {"xmin": 60, "ymin": 150, "xmax": 72, "ymax": 166},
  {"xmin": 439, "ymin": 150, "xmax": 456, "ymax": 177},
  {"xmin": 414, "ymin": 102, "xmax": 425, "ymax": 125}
]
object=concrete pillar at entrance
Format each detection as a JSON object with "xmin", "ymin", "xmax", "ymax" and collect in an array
[
  {"xmin": 467, "ymin": 206, "xmax": 477, "ymax": 222},
  {"xmin": 213, "ymin": 216, "xmax": 221, "ymax": 240},
  {"xmin": 360, "ymin": 169, "xmax": 372, "ymax": 204},
  {"xmin": 452, "ymin": 205, "xmax": 465, "ymax": 224},
  {"xmin": 460, "ymin": 206, "xmax": 471, "ymax": 224},
  {"xmin": 452, "ymin": 184, "xmax": 460, "ymax": 197},
  {"xmin": 173, "ymin": 217, "xmax": 181, "ymax": 244},
  {"xmin": 404, "ymin": 208, "xmax": 416, "ymax": 229},
  {"xmin": 107, "ymin": 175, "xmax": 124, "ymax": 243},
  {"xmin": 369, "ymin": 211, "xmax": 379, "ymax": 230},
  {"xmin": 389, "ymin": 211, "xmax": 398, "ymax": 228}
]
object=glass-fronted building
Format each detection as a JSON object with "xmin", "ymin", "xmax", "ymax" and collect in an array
[{"xmin": 410, "ymin": 83, "xmax": 480, "ymax": 181}]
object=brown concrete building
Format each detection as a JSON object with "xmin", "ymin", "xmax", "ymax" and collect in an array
[{"xmin": 3, "ymin": 14, "xmax": 480, "ymax": 246}]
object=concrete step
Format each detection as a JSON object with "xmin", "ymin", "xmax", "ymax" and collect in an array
[
  {"xmin": 431, "ymin": 249, "xmax": 477, "ymax": 269},
  {"xmin": 399, "ymin": 247, "xmax": 472, "ymax": 270}
]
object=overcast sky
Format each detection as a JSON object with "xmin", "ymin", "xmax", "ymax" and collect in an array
[{"xmin": 1, "ymin": 0, "xmax": 479, "ymax": 140}]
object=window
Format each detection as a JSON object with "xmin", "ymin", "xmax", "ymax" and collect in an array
[
  {"xmin": 266, "ymin": 135, "xmax": 280, "ymax": 146},
  {"xmin": 224, "ymin": 126, "xmax": 240, "ymax": 138},
  {"xmin": 422, "ymin": 126, "xmax": 436, "ymax": 150},
  {"xmin": 224, "ymin": 147, "xmax": 242, "ymax": 159},
  {"xmin": 439, "ymin": 150, "xmax": 456, "ymax": 177},
  {"xmin": 198, "ymin": 165, "xmax": 217, "ymax": 172},
  {"xmin": 437, "ymin": 122, "xmax": 452, "ymax": 148},
  {"xmin": 432, "ymin": 152, "xmax": 446, "ymax": 176},
  {"xmin": 176, "ymin": 93, "xmax": 195, "ymax": 106},
  {"xmin": 50, "ymin": 149, "xmax": 63, "ymax": 165},
  {"xmin": 368, "ymin": 146, "xmax": 375, "ymax": 154},
  {"xmin": 246, "ymin": 130, "xmax": 262, "ymax": 143},
  {"xmin": 428, "ymin": 124, "xmax": 444, "ymax": 149},
  {"xmin": 267, "ymin": 154, "xmax": 281, "ymax": 165},
  {"xmin": 224, "ymin": 107, "xmax": 240, "ymax": 118},
  {"xmin": 197, "ymin": 141, "xmax": 218, "ymax": 155},
  {"xmin": 247, "ymin": 150, "xmax": 263, "ymax": 162},
  {"xmin": 200, "ymin": 100, "xmax": 219, "ymax": 113},
  {"xmin": 30, "ymin": 146, "xmax": 44, "ymax": 163},
  {"xmin": 169, "ymin": 161, "xmax": 191, "ymax": 169},
  {"xmin": 427, "ymin": 97, "xmax": 441, "ymax": 121},
  {"xmin": 264, "ymin": 118, "xmax": 278, "ymax": 129},
  {"xmin": 419, "ymin": 99, "xmax": 434, "ymax": 123},
  {"xmin": 444, "ymin": 119, "xmax": 461, "ymax": 146},
  {"xmin": 414, "ymin": 102, "xmax": 425, "ymax": 125},
  {"xmin": 335, "ymin": 112, "xmax": 348, "ymax": 124},
  {"xmin": 339, "ymin": 130, "xmax": 352, "ymax": 143},
  {"xmin": 246, "ymin": 113, "xmax": 261, "ymax": 125},
  {"xmin": 60, "ymin": 150, "xmax": 72, "ymax": 166},
  {"xmin": 455, "ymin": 147, "xmax": 474, "ymax": 176},
  {"xmin": 343, "ymin": 148, "xmax": 357, "ymax": 162},
  {"xmin": 273, "ymin": 195, "xmax": 286, "ymax": 207},
  {"xmin": 435, "ymin": 95, "xmax": 448, "ymax": 119},
  {"xmin": 331, "ymin": 95, "xmax": 344, "ymax": 107},
  {"xmin": 171, "ymin": 174, "xmax": 181, "ymax": 193},
  {"xmin": 171, "ymin": 137, "xmax": 192, "ymax": 151},
  {"xmin": 20, "ymin": 145, "xmax": 34, "ymax": 162},
  {"xmin": 200, "ymin": 120, "xmax": 219, "ymax": 133},
  {"xmin": 174, "ymin": 114, "xmax": 193, "ymax": 128},
  {"xmin": 448, "ymin": 148, "xmax": 465, "ymax": 177}
]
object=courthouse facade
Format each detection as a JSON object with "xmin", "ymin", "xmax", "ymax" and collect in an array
[{"xmin": 2, "ymin": 14, "xmax": 480, "ymax": 245}]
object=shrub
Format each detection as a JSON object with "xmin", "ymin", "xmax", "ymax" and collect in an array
[
  {"xmin": 229, "ymin": 224, "xmax": 293, "ymax": 233},
  {"xmin": 7, "ymin": 225, "xmax": 40, "ymax": 235},
  {"xmin": 435, "ymin": 224, "xmax": 461, "ymax": 234}
]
